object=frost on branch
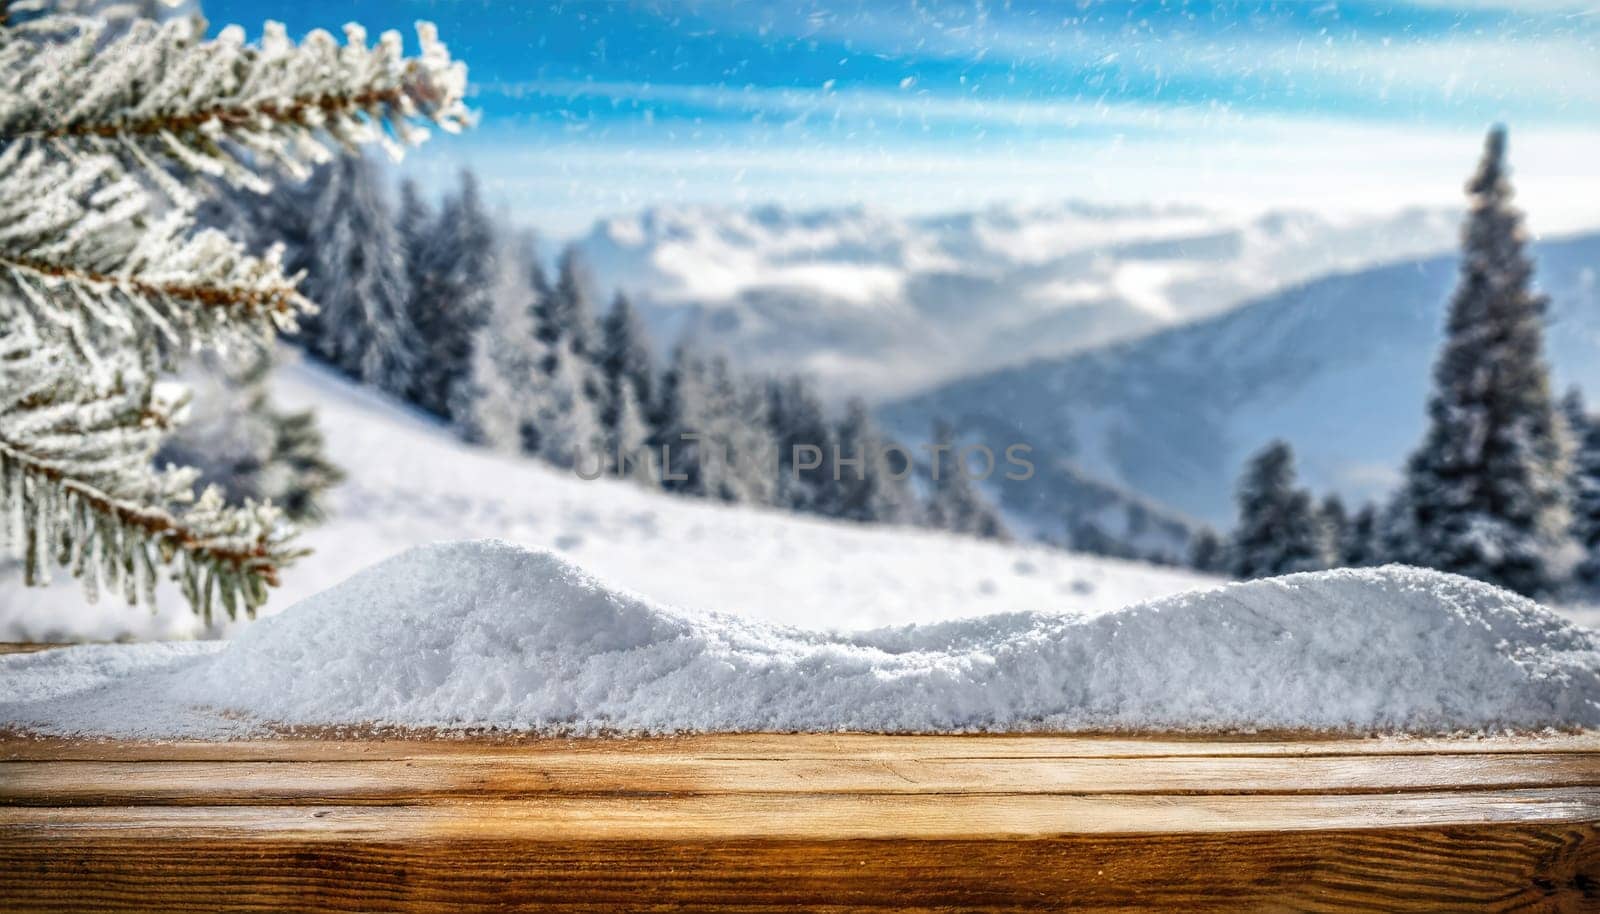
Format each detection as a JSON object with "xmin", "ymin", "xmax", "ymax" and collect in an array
[
  {"xmin": 0, "ymin": 145, "xmax": 309, "ymax": 364},
  {"xmin": 0, "ymin": 335, "xmax": 299, "ymax": 621},
  {"xmin": 0, "ymin": 4, "xmax": 469, "ymax": 616},
  {"xmin": 0, "ymin": 10, "xmax": 470, "ymax": 199}
]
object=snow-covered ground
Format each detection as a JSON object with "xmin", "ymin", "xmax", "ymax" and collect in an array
[
  {"xmin": 5, "ymin": 361, "xmax": 1596, "ymax": 737},
  {"xmin": 4, "ymin": 540, "xmax": 1596, "ymax": 737},
  {"xmin": 0, "ymin": 357, "xmax": 1213, "ymax": 642}
]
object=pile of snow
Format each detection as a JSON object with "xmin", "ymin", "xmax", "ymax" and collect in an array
[{"xmin": 4, "ymin": 540, "xmax": 1596, "ymax": 738}]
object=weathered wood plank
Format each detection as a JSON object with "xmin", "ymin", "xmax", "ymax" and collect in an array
[
  {"xmin": 6, "ymin": 730, "xmax": 1600, "ymax": 761},
  {"xmin": 2, "ymin": 824, "xmax": 1595, "ymax": 912},
  {"xmin": 5, "ymin": 752, "xmax": 1600, "ymax": 805},
  {"xmin": 2, "ymin": 717, "xmax": 1597, "ymax": 909},
  {"xmin": 6, "ymin": 788, "xmax": 1599, "ymax": 837}
]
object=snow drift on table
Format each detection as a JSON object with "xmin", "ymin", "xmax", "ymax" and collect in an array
[{"xmin": 3, "ymin": 539, "xmax": 1598, "ymax": 736}]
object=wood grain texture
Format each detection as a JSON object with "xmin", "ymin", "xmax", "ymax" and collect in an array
[
  {"xmin": 8, "ymin": 751, "xmax": 1600, "ymax": 805},
  {"xmin": 3, "ymin": 732, "xmax": 1598, "ymax": 911},
  {"xmin": 3, "ymin": 633, "xmax": 1599, "ymax": 914},
  {"xmin": 3, "ymin": 826, "xmax": 1597, "ymax": 913},
  {"xmin": 6, "ymin": 730, "xmax": 1600, "ymax": 761}
]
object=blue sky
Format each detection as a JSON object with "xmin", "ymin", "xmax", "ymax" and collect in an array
[{"xmin": 205, "ymin": 1, "xmax": 1600, "ymax": 236}]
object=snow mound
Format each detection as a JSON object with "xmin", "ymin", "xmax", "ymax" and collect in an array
[{"xmin": 4, "ymin": 539, "xmax": 1598, "ymax": 737}]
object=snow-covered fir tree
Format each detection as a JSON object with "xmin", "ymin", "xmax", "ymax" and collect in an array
[
  {"xmin": 923, "ymin": 420, "xmax": 1009, "ymax": 541},
  {"xmin": 462, "ymin": 234, "xmax": 546, "ymax": 453},
  {"xmin": 652, "ymin": 344, "xmax": 714, "ymax": 495},
  {"xmin": 1187, "ymin": 529, "xmax": 1228, "ymax": 574},
  {"xmin": 597, "ymin": 292, "xmax": 656, "ymax": 442},
  {"xmin": 608, "ymin": 377, "xmax": 658, "ymax": 485},
  {"xmin": 409, "ymin": 171, "xmax": 494, "ymax": 423},
  {"xmin": 1391, "ymin": 127, "xmax": 1570, "ymax": 596},
  {"xmin": 1563, "ymin": 388, "xmax": 1600, "ymax": 586},
  {"xmin": 248, "ymin": 388, "xmax": 343, "ymax": 525},
  {"xmin": 1562, "ymin": 388, "xmax": 1590, "ymax": 449},
  {"xmin": 156, "ymin": 349, "xmax": 344, "ymax": 525},
  {"xmin": 1230, "ymin": 441, "xmax": 1327, "ymax": 579},
  {"xmin": 1343, "ymin": 503, "xmax": 1382, "ymax": 567},
  {"xmin": 1318, "ymin": 494, "xmax": 1349, "ymax": 568},
  {"xmin": 833, "ymin": 398, "xmax": 919, "ymax": 525},
  {"xmin": 536, "ymin": 246, "xmax": 600, "ymax": 364},
  {"xmin": 767, "ymin": 375, "xmax": 837, "ymax": 514},
  {"xmin": 526, "ymin": 339, "xmax": 605, "ymax": 470},
  {"xmin": 296, "ymin": 154, "xmax": 418, "ymax": 398},
  {"xmin": 396, "ymin": 178, "xmax": 435, "ymax": 304},
  {"xmin": 702, "ymin": 355, "xmax": 778, "ymax": 505},
  {"xmin": 0, "ymin": 6, "xmax": 466, "ymax": 616}
]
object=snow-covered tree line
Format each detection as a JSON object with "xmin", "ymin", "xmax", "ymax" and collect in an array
[
  {"xmin": 0, "ymin": 0, "xmax": 468, "ymax": 617},
  {"xmin": 1207, "ymin": 127, "xmax": 1596, "ymax": 598},
  {"xmin": 224, "ymin": 154, "xmax": 1009, "ymax": 537}
]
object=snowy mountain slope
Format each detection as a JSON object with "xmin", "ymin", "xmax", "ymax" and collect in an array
[
  {"xmin": 883, "ymin": 231, "xmax": 1600, "ymax": 528},
  {"xmin": 575, "ymin": 202, "xmax": 1461, "ymax": 399},
  {"xmin": 0, "ymin": 357, "xmax": 1215, "ymax": 643}
]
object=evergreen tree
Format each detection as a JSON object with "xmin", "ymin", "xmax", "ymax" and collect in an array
[
  {"xmin": 0, "ymin": 9, "xmax": 466, "ymax": 616},
  {"xmin": 536, "ymin": 245, "xmax": 600, "ymax": 362},
  {"xmin": 296, "ymin": 154, "xmax": 417, "ymax": 398},
  {"xmin": 1188, "ymin": 529, "xmax": 1228, "ymax": 574},
  {"xmin": 924, "ymin": 420, "xmax": 1009, "ymax": 541},
  {"xmin": 1393, "ymin": 127, "xmax": 1570, "ymax": 596},
  {"xmin": 1564, "ymin": 388, "xmax": 1600, "ymax": 586},
  {"xmin": 523, "ymin": 248, "xmax": 555, "ymax": 343},
  {"xmin": 1318, "ymin": 494, "xmax": 1350, "ymax": 568},
  {"xmin": 701, "ymin": 356, "xmax": 778, "ymax": 505},
  {"xmin": 1377, "ymin": 496, "xmax": 1415, "ymax": 567},
  {"xmin": 1343, "ymin": 503, "xmax": 1382, "ymax": 567},
  {"xmin": 1229, "ymin": 441, "xmax": 1325, "ymax": 579},
  {"xmin": 157, "ymin": 350, "xmax": 345, "ymax": 525},
  {"xmin": 768, "ymin": 375, "xmax": 837, "ymax": 514},
  {"xmin": 833, "ymin": 399, "xmax": 919, "ymax": 525},
  {"xmin": 257, "ymin": 389, "xmax": 345, "ymax": 524},
  {"xmin": 462, "ymin": 236, "xmax": 546, "ymax": 453},
  {"xmin": 609, "ymin": 377, "xmax": 658, "ymax": 485},
  {"xmin": 598, "ymin": 292, "xmax": 656, "ymax": 440},
  {"xmin": 1562, "ymin": 388, "xmax": 1589, "ymax": 440},
  {"xmin": 396, "ymin": 178, "xmax": 436, "ymax": 302},
  {"xmin": 526, "ymin": 340, "xmax": 605, "ymax": 470},
  {"xmin": 653, "ymin": 344, "xmax": 713, "ymax": 494},
  {"xmin": 409, "ymin": 170, "xmax": 495, "ymax": 423}
]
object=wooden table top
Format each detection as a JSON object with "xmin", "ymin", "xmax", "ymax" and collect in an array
[{"xmin": 3, "ymin": 644, "xmax": 1598, "ymax": 911}]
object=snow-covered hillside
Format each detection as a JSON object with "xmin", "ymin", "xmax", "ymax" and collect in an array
[
  {"xmin": 6, "ymin": 542, "xmax": 1596, "ymax": 737},
  {"xmin": 0, "ymin": 357, "xmax": 1213, "ymax": 642},
  {"xmin": 884, "ymin": 231, "xmax": 1600, "ymax": 528},
  {"xmin": 577, "ymin": 201, "xmax": 1460, "ymax": 399}
]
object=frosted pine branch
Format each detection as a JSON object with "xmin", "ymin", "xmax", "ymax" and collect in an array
[
  {"xmin": 0, "ymin": 5, "xmax": 471, "ymax": 618},
  {"xmin": 0, "ymin": 146, "xmax": 310, "ymax": 362},
  {"xmin": 0, "ymin": 336, "xmax": 299, "ymax": 619},
  {"xmin": 0, "ymin": 13, "xmax": 469, "ymax": 199}
]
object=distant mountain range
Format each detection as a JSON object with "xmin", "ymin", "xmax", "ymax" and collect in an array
[
  {"xmin": 882, "ymin": 231, "xmax": 1600, "ymax": 530},
  {"xmin": 574, "ymin": 201, "xmax": 1463, "ymax": 400}
]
